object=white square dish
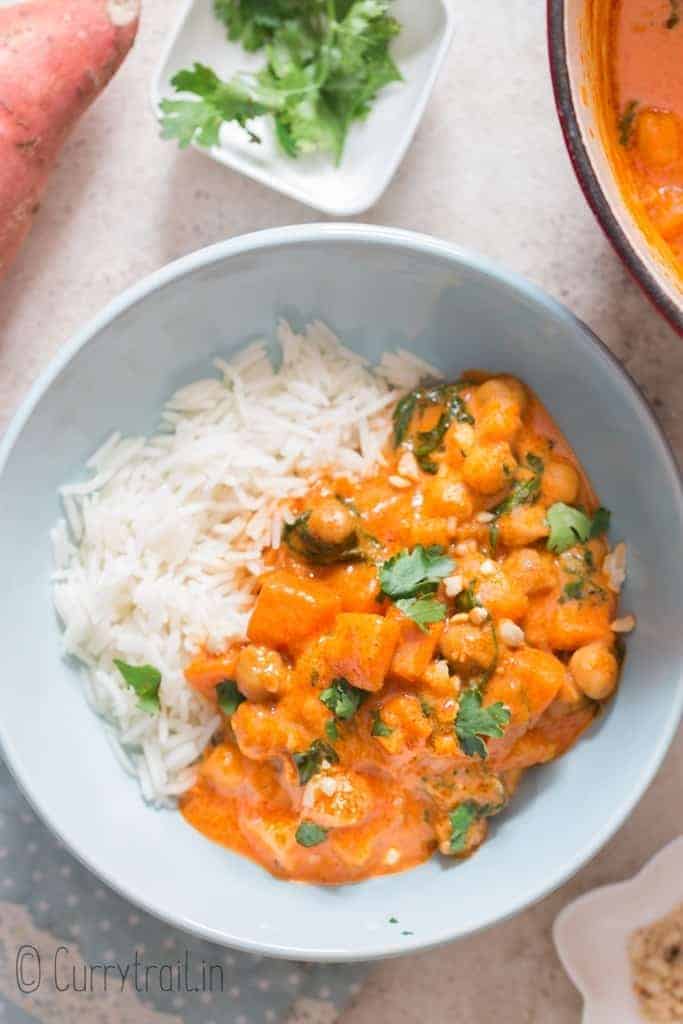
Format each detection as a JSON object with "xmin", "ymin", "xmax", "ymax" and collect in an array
[{"xmin": 151, "ymin": 0, "xmax": 455, "ymax": 216}]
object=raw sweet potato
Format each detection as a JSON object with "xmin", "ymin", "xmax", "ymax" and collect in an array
[{"xmin": 0, "ymin": 0, "xmax": 140, "ymax": 278}]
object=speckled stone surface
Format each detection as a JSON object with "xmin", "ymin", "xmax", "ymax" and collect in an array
[{"xmin": 0, "ymin": 1, "xmax": 681, "ymax": 1021}]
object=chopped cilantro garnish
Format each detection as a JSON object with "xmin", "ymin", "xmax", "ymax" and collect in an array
[
  {"xmin": 325, "ymin": 720, "xmax": 339, "ymax": 741},
  {"xmin": 295, "ymin": 821, "xmax": 329, "ymax": 847},
  {"xmin": 546, "ymin": 502, "xmax": 610, "ymax": 554},
  {"xmin": 618, "ymin": 100, "xmax": 638, "ymax": 146},
  {"xmin": 392, "ymin": 380, "xmax": 474, "ymax": 472},
  {"xmin": 161, "ymin": 1, "xmax": 403, "ymax": 164},
  {"xmin": 216, "ymin": 679, "xmax": 245, "ymax": 716},
  {"xmin": 448, "ymin": 801, "xmax": 479, "ymax": 854},
  {"xmin": 320, "ymin": 677, "xmax": 365, "ymax": 721},
  {"xmin": 283, "ymin": 510, "xmax": 363, "ymax": 565},
  {"xmin": 563, "ymin": 579, "xmax": 584, "ymax": 602},
  {"xmin": 379, "ymin": 545, "xmax": 454, "ymax": 631},
  {"xmin": 371, "ymin": 710, "xmax": 394, "ymax": 737},
  {"xmin": 489, "ymin": 454, "xmax": 544, "ymax": 551},
  {"xmin": 394, "ymin": 595, "xmax": 448, "ymax": 630},
  {"xmin": 447, "ymin": 799, "xmax": 502, "ymax": 854},
  {"xmin": 293, "ymin": 739, "xmax": 339, "ymax": 784},
  {"xmin": 379, "ymin": 545, "xmax": 454, "ymax": 599},
  {"xmin": 455, "ymin": 687, "xmax": 510, "ymax": 760},
  {"xmin": 454, "ymin": 582, "xmax": 479, "ymax": 613},
  {"xmin": 114, "ymin": 660, "xmax": 161, "ymax": 714}
]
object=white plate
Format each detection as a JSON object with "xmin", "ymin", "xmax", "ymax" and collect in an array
[
  {"xmin": 554, "ymin": 836, "xmax": 683, "ymax": 1024},
  {"xmin": 151, "ymin": 0, "xmax": 455, "ymax": 216}
]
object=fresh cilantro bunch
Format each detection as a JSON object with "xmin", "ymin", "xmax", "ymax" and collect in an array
[{"xmin": 160, "ymin": 0, "xmax": 402, "ymax": 163}]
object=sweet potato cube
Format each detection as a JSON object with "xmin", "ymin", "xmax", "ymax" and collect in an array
[
  {"xmin": 247, "ymin": 571, "xmax": 341, "ymax": 653},
  {"xmin": 548, "ymin": 602, "xmax": 613, "ymax": 651},
  {"xmin": 324, "ymin": 613, "xmax": 400, "ymax": 692},
  {"xmin": 389, "ymin": 611, "xmax": 444, "ymax": 683}
]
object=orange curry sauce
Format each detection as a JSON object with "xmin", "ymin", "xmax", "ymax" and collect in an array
[
  {"xmin": 181, "ymin": 375, "xmax": 624, "ymax": 884},
  {"xmin": 608, "ymin": 0, "xmax": 683, "ymax": 270}
]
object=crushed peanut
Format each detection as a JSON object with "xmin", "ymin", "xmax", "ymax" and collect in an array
[
  {"xmin": 469, "ymin": 606, "xmax": 489, "ymax": 625},
  {"xmin": 388, "ymin": 475, "xmax": 411, "ymax": 489},
  {"xmin": 499, "ymin": 618, "xmax": 525, "ymax": 648},
  {"xmin": 397, "ymin": 451, "xmax": 420, "ymax": 481},
  {"xmin": 479, "ymin": 559, "xmax": 497, "ymax": 577},
  {"xmin": 444, "ymin": 574, "xmax": 464, "ymax": 598},
  {"xmin": 604, "ymin": 541, "xmax": 628, "ymax": 593},
  {"xmin": 611, "ymin": 614, "xmax": 636, "ymax": 634}
]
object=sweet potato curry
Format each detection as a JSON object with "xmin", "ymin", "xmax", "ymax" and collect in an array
[
  {"xmin": 603, "ymin": 0, "xmax": 683, "ymax": 276},
  {"xmin": 182, "ymin": 375, "xmax": 630, "ymax": 884}
]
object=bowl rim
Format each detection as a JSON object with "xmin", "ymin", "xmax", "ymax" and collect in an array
[
  {"xmin": 1, "ymin": 223, "xmax": 682, "ymax": 960},
  {"xmin": 546, "ymin": 0, "xmax": 683, "ymax": 338}
]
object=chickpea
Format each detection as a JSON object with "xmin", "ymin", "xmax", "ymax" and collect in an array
[
  {"xmin": 232, "ymin": 702, "xmax": 307, "ymax": 759},
  {"xmin": 569, "ymin": 642, "xmax": 619, "ymax": 701},
  {"xmin": 306, "ymin": 498, "xmax": 355, "ymax": 546},
  {"xmin": 440, "ymin": 620, "xmax": 496, "ymax": 674},
  {"xmin": 476, "ymin": 404, "xmax": 523, "ymax": 444},
  {"xmin": 445, "ymin": 421, "xmax": 476, "ymax": 464},
  {"xmin": 373, "ymin": 694, "xmax": 432, "ymax": 754},
  {"xmin": 462, "ymin": 442, "xmax": 517, "ymax": 495},
  {"xmin": 541, "ymin": 459, "xmax": 580, "ymax": 505},
  {"xmin": 235, "ymin": 644, "xmax": 289, "ymax": 702},
  {"xmin": 476, "ymin": 377, "xmax": 527, "ymax": 413},
  {"xmin": 423, "ymin": 473, "xmax": 474, "ymax": 519},
  {"xmin": 503, "ymin": 547, "xmax": 557, "ymax": 594},
  {"xmin": 302, "ymin": 769, "xmax": 374, "ymax": 828},
  {"xmin": 497, "ymin": 505, "xmax": 549, "ymax": 547}
]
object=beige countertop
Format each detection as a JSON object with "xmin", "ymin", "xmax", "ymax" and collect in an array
[{"xmin": 1, "ymin": 1, "xmax": 681, "ymax": 1021}]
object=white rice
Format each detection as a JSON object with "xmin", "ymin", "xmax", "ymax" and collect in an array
[{"xmin": 51, "ymin": 321, "xmax": 440, "ymax": 805}]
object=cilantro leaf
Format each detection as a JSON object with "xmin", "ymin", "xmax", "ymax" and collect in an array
[
  {"xmin": 455, "ymin": 688, "xmax": 510, "ymax": 760},
  {"xmin": 447, "ymin": 799, "xmax": 504, "ymax": 854},
  {"xmin": 391, "ymin": 380, "xmax": 474, "ymax": 472},
  {"xmin": 379, "ymin": 545, "xmax": 454, "ymax": 599},
  {"xmin": 320, "ymin": 677, "xmax": 365, "ymax": 721},
  {"xmin": 395, "ymin": 596, "xmax": 448, "ymax": 631},
  {"xmin": 546, "ymin": 503, "xmax": 611, "ymax": 554},
  {"xmin": 325, "ymin": 720, "xmax": 339, "ymax": 741},
  {"xmin": 159, "ymin": 64, "xmax": 278, "ymax": 149},
  {"xmin": 283, "ymin": 510, "xmax": 363, "ymax": 565},
  {"xmin": 492, "ymin": 459, "xmax": 543, "ymax": 520},
  {"xmin": 563, "ymin": 579, "xmax": 584, "ymax": 602},
  {"xmin": 393, "ymin": 391, "xmax": 418, "ymax": 446},
  {"xmin": 371, "ymin": 710, "xmax": 394, "ymax": 737},
  {"xmin": 448, "ymin": 801, "xmax": 479, "ymax": 854},
  {"xmin": 454, "ymin": 582, "xmax": 479, "ymax": 613},
  {"xmin": 618, "ymin": 100, "xmax": 639, "ymax": 146},
  {"xmin": 590, "ymin": 506, "xmax": 611, "ymax": 538},
  {"xmin": 293, "ymin": 739, "xmax": 339, "ymax": 784},
  {"xmin": 216, "ymin": 679, "xmax": 245, "ymax": 716},
  {"xmin": 295, "ymin": 821, "xmax": 329, "ymax": 847},
  {"xmin": 114, "ymin": 660, "xmax": 161, "ymax": 714}
]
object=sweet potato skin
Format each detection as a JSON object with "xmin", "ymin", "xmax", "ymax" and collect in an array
[{"xmin": 0, "ymin": 0, "xmax": 140, "ymax": 278}]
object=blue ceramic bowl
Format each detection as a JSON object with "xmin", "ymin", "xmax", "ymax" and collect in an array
[{"xmin": 0, "ymin": 225, "xmax": 681, "ymax": 961}]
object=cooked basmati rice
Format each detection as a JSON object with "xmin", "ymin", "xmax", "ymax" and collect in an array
[{"xmin": 52, "ymin": 321, "xmax": 440, "ymax": 804}]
